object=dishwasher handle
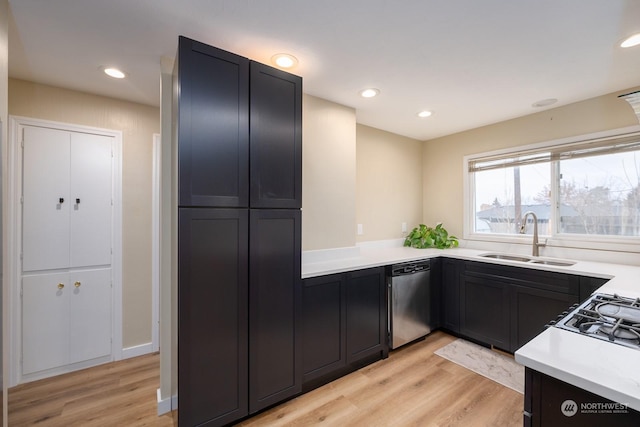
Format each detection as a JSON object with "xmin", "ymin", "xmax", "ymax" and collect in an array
[{"xmin": 391, "ymin": 261, "xmax": 430, "ymax": 276}]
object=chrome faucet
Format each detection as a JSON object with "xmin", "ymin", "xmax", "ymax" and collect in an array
[{"xmin": 519, "ymin": 211, "xmax": 546, "ymax": 257}]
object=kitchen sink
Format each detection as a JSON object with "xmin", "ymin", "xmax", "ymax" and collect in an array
[
  {"xmin": 479, "ymin": 253, "xmax": 533, "ymax": 262},
  {"xmin": 478, "ymin": 253, "xmax": 575, "ymax": 267},
  {"xmin": 529, "ymin": 259, "xmax": 576, "ymax": 267}
]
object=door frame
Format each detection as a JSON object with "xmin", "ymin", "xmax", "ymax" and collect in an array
[{"xmin": 7, "ymin": 115, "xmax": 123, "ymax": 386}]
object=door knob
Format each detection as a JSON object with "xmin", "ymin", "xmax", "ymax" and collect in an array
[
  {"xmin": 57, "ymin": 283, "xmax": 65, "ymax": 289},
  {"xmin": 74, "ymin": 281, "xmax": 81, "ymax": 288}
]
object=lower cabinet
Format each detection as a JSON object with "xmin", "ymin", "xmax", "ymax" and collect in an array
[
  {"xmin": 22, "ymin": 268, "xmax": 112, "ymax": 376},
  {"xmin": 451, "ymin": 260, "xmax": 582, "ymax": 353},
  {"xmin": 511, "ymin": 285, "xmax": 578, "ymax": 351},
  {"xmin": 301, "ymin": 267, "xmax": 387, "ymax": 388},
  {"xmin": 178, "ymin": 208, "xmax": 301, "ymax": 427},
  {"xmin": 460, "ymin": 272, "xmax": 511, "ymax": 350}
]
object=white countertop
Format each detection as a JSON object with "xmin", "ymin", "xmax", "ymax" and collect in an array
[{"xmin": 302, "ymin": 243, "xmax": 640, "ymax": 411}]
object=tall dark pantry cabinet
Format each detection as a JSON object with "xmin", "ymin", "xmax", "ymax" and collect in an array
[{"xmin": 174, "ymin": 36, "xmax": 303, "ymax": 427}]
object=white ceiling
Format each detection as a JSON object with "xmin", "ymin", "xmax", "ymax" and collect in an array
[{"xmin": 8, "ymin": 0, "xmax": 640, "ymax": 140}]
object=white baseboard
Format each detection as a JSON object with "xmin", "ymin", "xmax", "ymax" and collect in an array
[
  {"xmin": 122, "ymin": 342, "xmax": 155, "ymax": 359},
  {"xmin": 157, "ymin": 388, "xmax": 178, "ymax": 415}
]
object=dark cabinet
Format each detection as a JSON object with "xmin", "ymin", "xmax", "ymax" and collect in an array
[
  {"xmin": 176, "ymin": 36, "xmax": 302, "ymax": 210},
  {"xmin": 525, "ymin": 367, "xmax": 640, "ymax": 426},
  {"xmin": 301, "ymin": 273, "xmax": 346, "ymax": 383},
  {"xmin": 460, "ymin": 272, "xmax": 511, "ymax": 350},
  {"xmin": 176, "ymin": 37, "xmax": 249, "ymax": 208},
  {"xmin": 301, "ymin": 267, "xmax": 387, "ymax": 389},
  {"xmin": 176, "ymin": 36, "xmax": 302, "ymax": 426},
  {"xmin": 346, "ymin": 268, "xmax": 387, "ymax": 363},
  {"xmin": 248, "ymin": 210, "xmax": 302, "ymax": 412},
  {"xmin": 441, "ymin": 258, "xmax": 462, "ymax": 333},
  {"xmin": 450, "ymin": 260, "xmax": 581, "ymax": 353},
  {"xmin": 511, "ymin": 285, "xmax": 578, "ymax": 351},
  {"xmin": 250, "ymin": 62, "xmax": 302, "ymax": 209},
  {"xmin": 579, "ymin": 276, "xmax": 609, "ymax": 302},
  {"xmin": 178, "ymin": 209, "xmax": 249, "ymax": 427}
]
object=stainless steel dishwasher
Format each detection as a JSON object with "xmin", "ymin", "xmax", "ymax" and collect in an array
[{"xmin": 388, "ymin": 260, "xmax": 432, "ymax": 349}]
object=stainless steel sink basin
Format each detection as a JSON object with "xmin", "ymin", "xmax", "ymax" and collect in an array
[
  {"xmin": 478, "ymin": 253, "xmax": 576, "ymax": 267},
  {"xmin": 529, "ymin": 259, "xmax": 576, "ymax": 267},
  {"xmin": 479, "ymin": 253, "xmax": 532, "ymax": 262}
]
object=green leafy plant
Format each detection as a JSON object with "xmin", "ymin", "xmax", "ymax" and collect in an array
[{"xmin": 403, "ymin": 223, "xmax": 459, "ymax": 249}]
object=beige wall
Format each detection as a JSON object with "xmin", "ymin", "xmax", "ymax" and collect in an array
[
  {"xmin": 356, "ymin": 124, "xmax": 422, "ymax": 242},
  {"xmin": 422, "ymin": 87, "xmax": 640, "ymax": 239},
  {"xmin": 302, "ymin": 94, "xmax": 357, "ymax": 250},
  {"xmin": 1, "ymin": 0, "xmax": 9, "ymax": 424},
  {"xmin": 8, "ymin": 78, "xmax": 160, "ymax": 349}
]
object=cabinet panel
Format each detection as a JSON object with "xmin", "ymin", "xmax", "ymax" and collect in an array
[
  {"xmin": 69, "ymin": 133, "xmax": 113, "ymax": 268},
  {"xmin": 22, "ymin": 272, "xmax": 70, "ymax": 375},
  {"xmin": 301, "ymin": 274, "xmax": 346, "ymax": 382},
  {"xmin": 178, "ymin": 208, "xmax": 249, "ymax": 427},
  {"xmin": 69, "ymin": 269, "xmax": 112, "ymax": 363},
  {"xmin": 346, "ymin": 267, "xmax": 387, "ymax": 363},
  {"xmin": 249, "ymin": 209, "xmax": 301, "ymax": 413},
  {"xmin": 22, "ymin": 126, "xmax": 71, "ymax": 271},
  {"xmin": 512, "ymin": 285, "xmax": 578, "ymax": 352},
  {"xmin": 249, "ymin": 62, "xmax": 302, "ymax": 209},
  {"xmin": 460, "ymin": 273, "xmax": 510, "ymax": 350},
  {"xmin": 441, "ymin": 258, "xmax": 461, "ymax": 333},
  {"xmin": 177, "ymin": 36, "xmax": 249, "ymax": 207}
]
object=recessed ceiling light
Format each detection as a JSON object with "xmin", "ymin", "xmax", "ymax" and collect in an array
[
  {"xmin": 360, "ymin": 88, "xmax": 380, "ymax": 98},
  {"xmin": 621, "ymin": 33, "xmax": 640, "ymax": 48},
  {"xmin": 103, "ymin": 67, "xmax": 126, "ymax": 79},
  {"xmin": 532, "ymin": 98, "xmax": 557, "ymax": 108},
  {"xmin": 271, "ymin": 53, "xmax": 298, "ymax": 69},
  {"xmin": 417, "ymin": 110, "xmax": 433, "ymax": 118}
]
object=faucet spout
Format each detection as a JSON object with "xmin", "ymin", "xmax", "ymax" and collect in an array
[{"xmin": 519, "ymin": 211, "xmax": 545, "ymax": 257}]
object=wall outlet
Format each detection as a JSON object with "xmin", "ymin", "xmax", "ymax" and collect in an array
[
  {"xmin": 401, "ymin": 222, "xmax": 407, "ymax": 233},
  {"xmin": 357, "ymin": 224, "xmax": 363, "ymax": 235}
]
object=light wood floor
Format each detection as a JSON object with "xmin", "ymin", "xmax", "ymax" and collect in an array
[{"xmin": 8, "ymin": 331, "xmax": 523, "ymax": 426}]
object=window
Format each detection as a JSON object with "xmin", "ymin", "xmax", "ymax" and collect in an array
[{"xmin": 467, "ymin": 130, "xmax": 640, "ymax": 240}]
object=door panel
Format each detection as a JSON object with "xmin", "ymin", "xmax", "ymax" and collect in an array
[
  {"xmin": 249, "ymin": 209, "xmax": 301, "ymax": 413},
  {"xmin": 22, "ymin": 273, "xmax": 70, "ymax": 374},
  {"xmin": 178, "ymin": 208, "xmax": 249, "ymax": 427},
  {"xmin": 70, "ymin": 133, "xmax": 113, "ymax": 267},
  {"xmin": 22, "ymin": 126, "xmax": 71, "ymax": 271},
  {"xmin": 69, "ymin": 269, "xmax": 112, "ymax": 363}
]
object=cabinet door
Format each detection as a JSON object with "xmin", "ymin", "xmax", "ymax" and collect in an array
[
  {"xmin": 460, "ymin": 273, "xmax": 511, "ymax": 350},
  {"xmin": 22, "ymin": 126, "xmax": 71, "ymax": 271},
  {"xmin": 69, "ymin": 268, "xmax": 112, "ymax": 363},
  {"xmin": 345, "ymin": 267, "xmax": 387, "ymax": 363},
  {"xmin": 441, "ymin": 258, "xmax": 461, "ymax": 333},
  {"xmin": 301, "ymin": 273, "xmax": 346, "ymax": 383},
  {"xmin": 178, "ymin": 208, "xmax": 249, "ymax": 427},
  {"xmin": 249, "ymin": 209, "xmax": 301, "ymax": 413},
  {"xmin": 22, "ymin": 272, "xmax": 70, "ymax": 375},
  {"xmin": 177, "ymin": 36, "xmax": 249, "ymax": 208},
  {"xmin": 69, "ymin": 132, "xmax": 113, "ymax": 268},
  {"xmin": 249, "ymin": 62, "xmax": 302, "ymax": 209},
  {"xmin": 511, "ymin": 285, "xmax": 578, "ymax": 352}
]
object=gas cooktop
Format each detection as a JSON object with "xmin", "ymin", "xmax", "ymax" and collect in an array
[{"xmin": 552, "ymin": 293, "xmax": 640, "ymax": 350}]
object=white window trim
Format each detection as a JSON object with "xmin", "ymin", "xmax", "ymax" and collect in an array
[{"xmin": 463, "ymin": 124, "xmax": 640, "ymax": 254}]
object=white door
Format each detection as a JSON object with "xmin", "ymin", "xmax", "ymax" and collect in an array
[
  {"xmin": 22, "ymin": 273, "xmax": 70, "ymax": 375},
  {"xmin": 22, "ymin": 126, "xmax": 71, "ymax": 271},
  {"xmin": 69, "ymin": 269, "xmax": 112, "ymax": 363},
  {"xmin": 20, "ymin": 125, "xmax": 114, "ymax": 378}
]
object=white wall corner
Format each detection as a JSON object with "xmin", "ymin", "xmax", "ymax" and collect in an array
[
  {"xmin": 157, "ymin": 388, "xmax": 177, "ymax": 416},
  {"xmin": 121, "ymin": 342, "xmax": 155, "ymax": 360}
]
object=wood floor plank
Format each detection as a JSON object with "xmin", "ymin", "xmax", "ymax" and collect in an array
[{"xmin": 8, "ymin": 331, "xmax": 522, "ymax": 426}]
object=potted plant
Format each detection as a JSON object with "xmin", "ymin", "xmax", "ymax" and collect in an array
[{"xmin": 403, "ymin": 223, "xmax": 459, "ymax": 249}]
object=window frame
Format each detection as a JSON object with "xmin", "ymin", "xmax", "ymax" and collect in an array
[{"xmin": 463, "ymin": 125, "xmax": 640, "ymax": 253}]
